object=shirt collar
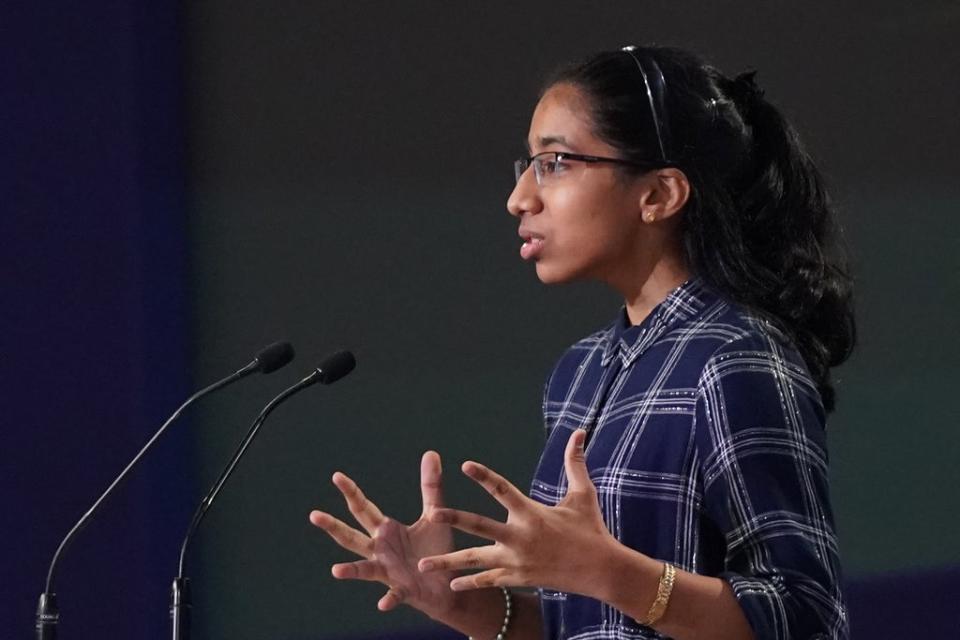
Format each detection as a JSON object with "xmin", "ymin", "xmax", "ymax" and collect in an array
[{"xmin": 601, "ymin": 277, "xmax": 716, "ymax": 367}]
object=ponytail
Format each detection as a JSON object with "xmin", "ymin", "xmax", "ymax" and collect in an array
[{"xmin": 718, "ymin": 71, "xmax": 855, "ymax": 412}]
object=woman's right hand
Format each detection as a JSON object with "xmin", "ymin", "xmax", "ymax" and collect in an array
[{"xmin": 309, "ymin": 450, "xmax": 457, "ymax": 618}]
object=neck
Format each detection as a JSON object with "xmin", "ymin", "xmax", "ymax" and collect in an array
[
  {"xmin": 600, "ymin": 222, "xmax": 690, "ymax": 326},
  {"xmin": 617, "ymin": 256, "xmax": 690, "ymax": 326}
]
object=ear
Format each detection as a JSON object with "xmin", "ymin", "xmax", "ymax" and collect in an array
[{"xmin": 639, "ymin": 168, "xmax": 690, "ymax": 224}]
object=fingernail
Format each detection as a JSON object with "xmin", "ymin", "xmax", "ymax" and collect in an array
[
  {"xmin": 420, "ymin": 560, "xmax": 434, "ymax": 572},
  {"xmin": 450, "ymin": 580, "xmax": 465, "ymax": 591}
]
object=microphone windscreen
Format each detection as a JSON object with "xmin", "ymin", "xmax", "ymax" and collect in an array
[
  {"xmin": 255, "ymin": 342, "xmax": 295, "ymax": 373},
  {"xmin": 316, "ymin": 350, "xmax": 356, "ymax": 384}
]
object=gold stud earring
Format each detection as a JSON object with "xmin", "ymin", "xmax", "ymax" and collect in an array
[{"xmin": 645, "ymin": 212, "xmax": 656, "ymax": 222}]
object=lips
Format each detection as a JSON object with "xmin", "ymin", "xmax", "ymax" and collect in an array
[{"xmin": 518, "ymin": 228, "xmax": 545, "ymax": 261}]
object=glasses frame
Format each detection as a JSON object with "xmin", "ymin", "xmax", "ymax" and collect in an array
[{"xmin": 514, "ymin": 151, "xmax": 663, "ymax": 185}]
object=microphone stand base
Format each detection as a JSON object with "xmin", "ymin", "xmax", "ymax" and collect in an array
[{"xmin": 35, "ymin": 592, "xmax": 59, "ymax": 640}]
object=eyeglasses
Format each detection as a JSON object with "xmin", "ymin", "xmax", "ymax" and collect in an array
[{"xmin": 513, "ymin": 151, "xmax": 659, "ymax": 185}]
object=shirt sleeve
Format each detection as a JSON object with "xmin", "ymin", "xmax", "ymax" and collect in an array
[{"xmin": 693, "ymin": 333, "xmax": 849, "ymax": 640}]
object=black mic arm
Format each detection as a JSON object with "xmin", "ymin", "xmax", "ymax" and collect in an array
[
  {"xmin": 171, "ymin": 350, "xmax": 356, "ymax": 640},
  {"xmin": 35, "ymin": 341, "xmax": 294, "ymax": 640}
]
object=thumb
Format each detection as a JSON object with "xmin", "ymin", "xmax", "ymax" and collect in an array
[
  {"xmin": 563, "ymin": 428, "xmax": 593, "ymax": 493},
  {"xmin": 420, "ymin": 450, "xmax": 445, "ymax": 513}
]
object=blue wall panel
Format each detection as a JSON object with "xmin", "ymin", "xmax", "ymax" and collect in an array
[{"xmin": 1, "ymin": 3, "xmax": 191, "ymax": 638}]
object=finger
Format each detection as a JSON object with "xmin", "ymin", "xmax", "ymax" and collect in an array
[
  {"xmin": 563, "ymin": 428, "xmax": 594, "ymax": 493},
  {"xmin": 420, "ymin": 450, "xmax": 445, "ymax": 514},
  {"xmin": 450, "ymin": 568, "xmax": 511, "ymax": 591},
  {"xmin": 428, "ymin": 508, "xmax": 512, "ymax": 543},
  {"xmin": 331, "ymin": 559, "xmax": 386, "ymax": 582},
  {"xmin": 309, "ymin": 510, "xmax": 374, "ymax": 558},
  {"xmin": 332, "ymin": 472, "xmax": 386, "ymax": 535},
  {"xmin": 378, "ymin": 587, "xmax": 406, "ymax": 612},
  {"xmin": 418, "ymin": 545, "xmax": 497, "ymax": 573},
  {"xmin": 461, "ymin": 461, "xmax": 528, "ymax": 512}
]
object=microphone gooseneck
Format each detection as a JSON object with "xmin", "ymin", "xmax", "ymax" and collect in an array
[
  {"xmin": 35, "ymin": 341, "xmax": 294, "ymax": 640},
  {"xmin": 171, "ymin": 350, "xmax": 356, "ymax": 640},
  {"xmin": 175, "ymin": 350, "xmax": 356, "ymax": 577}
]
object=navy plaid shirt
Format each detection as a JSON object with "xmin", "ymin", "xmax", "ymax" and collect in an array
[{"xmin": 530, "ymin": 278, "xmax": 847, "ymax": 640}]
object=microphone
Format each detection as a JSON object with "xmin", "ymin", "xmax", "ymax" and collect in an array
[
  {"xmin": 171, "ymin": 350, "xmax": 356, "ymax": 640},
  {"xmin": 35, "ymin": 341, "xmax": 295, "ymax": 640}
]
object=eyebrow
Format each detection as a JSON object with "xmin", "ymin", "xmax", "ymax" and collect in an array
[{"xmin": 525, "ymin": 135, "xmax": 572, "ymax": 154}]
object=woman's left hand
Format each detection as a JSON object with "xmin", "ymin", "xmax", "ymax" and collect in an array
[{"xmin": 417, "ymin": 428, "xmax": 620, "ymax": 598}]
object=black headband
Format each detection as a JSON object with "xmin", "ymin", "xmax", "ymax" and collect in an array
[{"xmin": 621, "ymin": 46, "xmax": 672, "ymax": 164}]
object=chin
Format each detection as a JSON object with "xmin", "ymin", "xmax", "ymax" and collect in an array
[{"xmin": 534, "ymin": 261, "xmax": 582, "ymax": 285}]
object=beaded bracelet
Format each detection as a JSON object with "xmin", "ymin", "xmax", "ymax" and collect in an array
[{"xmin": 469, "ymin": 587, "xmax": 512, "ymax": 640}]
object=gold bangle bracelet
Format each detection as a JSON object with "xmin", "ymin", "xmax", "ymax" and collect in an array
[{"xmin": 641, "ymin": 562, "xmax": 676, "ymax": 627}]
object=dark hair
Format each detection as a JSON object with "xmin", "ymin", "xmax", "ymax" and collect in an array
[{"xmin": 547, "ymin": 46, "xmax": 856, "ymax": 413}]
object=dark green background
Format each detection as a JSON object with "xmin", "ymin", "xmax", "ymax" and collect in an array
[{"xmin": 183, "ymin": 2, "xmax": 960, "ymax": 637}]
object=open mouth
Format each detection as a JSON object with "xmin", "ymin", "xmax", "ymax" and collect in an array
[{"xmin": 519, "ymin": 232, "xmax": 545, "ymax": 260}]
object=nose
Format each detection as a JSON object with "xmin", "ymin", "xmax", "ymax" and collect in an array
[{"xmin": 506, "ymin": 167, "xmax": 542, "ymax": 218}]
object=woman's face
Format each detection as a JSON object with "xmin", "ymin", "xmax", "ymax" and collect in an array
[{"xmin": 507, "ymin": 83, "xmax": 648, "ymax": 286}]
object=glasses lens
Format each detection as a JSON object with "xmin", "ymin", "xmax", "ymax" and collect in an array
[
  {"xmin": 533, "ymin": 153, "xmax": 559, "ymax": 183},
  {"xmin": 514, "ymin": 158, "xmax": 529, "ymax": 183}
]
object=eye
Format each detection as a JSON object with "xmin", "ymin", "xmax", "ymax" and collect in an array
[
  {"xmin": 553, "ymin": 155, "xmax": 572, "ymax": 173},
  {"xmin": 536, "ymin": 153, "xmax": 568, "ymax": 177}
]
